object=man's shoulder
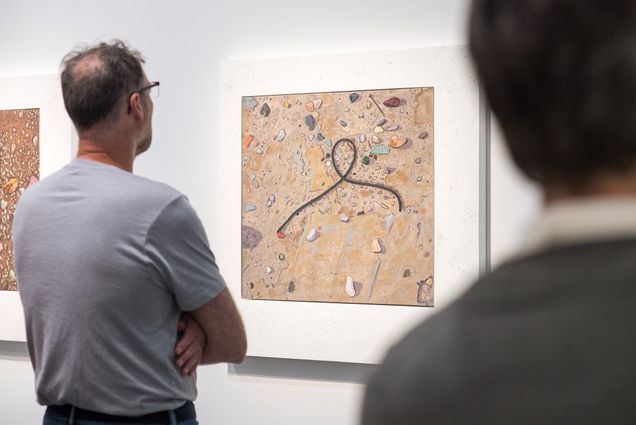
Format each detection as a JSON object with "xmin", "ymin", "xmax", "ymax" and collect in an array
[
  {"xmin": 381, "ymin": 237, "xmax": 636, "ymax": 354},
  {"xmin": 476, "ymin": 237, "xmax": 636, "ymax": 299},
  {"xmin": 124, "ymin": 172, "xmax": 183, "ymax": 203},
  {"xmin": 364, "ymin": 240, "xmax": 636, "ymax": 424},
  {"xmin": 18, "ymin": 160, "xmax": 187, "ymax": 222},
  {"xmin": 81, "ymin": 159, "xmax": 183, "ymax": 203},
  {"xmin": 99, "ymin": 169, "xmax": 189, "ymax": 222}
]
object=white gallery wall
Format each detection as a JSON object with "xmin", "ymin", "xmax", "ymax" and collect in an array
[
  {"xmin": 0, "ymin": 1, "xmax": 540, "ymax": 424},
  {"xmin": 490, "ymin": 119, "xmax": 543, "ymax": 268}
]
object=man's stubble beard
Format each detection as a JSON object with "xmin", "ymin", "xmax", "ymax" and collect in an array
[
  {"xmin": 136, "ymin": 135, "xmax": 151, "ymax": 156},
  {"xmin": 135, "ymin": 123, "xmax": 152, "ymax": 156}
]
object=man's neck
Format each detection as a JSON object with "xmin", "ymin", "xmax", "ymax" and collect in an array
[
  {"xmin": 76, "ymin": 137, "xmax": 134, "ymax": 172},
  {"xmin": 545, "ymin": 169, "xmax": 636, "ymax": 204}
]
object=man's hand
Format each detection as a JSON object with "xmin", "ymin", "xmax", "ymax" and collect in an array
[{"xmin": 175, "ymin": 313, "xmax": 206, "ymax": 376}]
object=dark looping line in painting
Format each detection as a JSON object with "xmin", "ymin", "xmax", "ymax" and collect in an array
[{"xmin": 276, "ymin": 138, "xmax": 403, "ymax": 237}]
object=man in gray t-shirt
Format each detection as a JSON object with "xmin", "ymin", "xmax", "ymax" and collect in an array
[{"xmin": 12, "ymin": 41, "xmax": 246, "ymax": 424}]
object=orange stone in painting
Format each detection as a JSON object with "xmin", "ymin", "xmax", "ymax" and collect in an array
[
  {"xmin": 243, "ymin": 134, "xmax": 254, "ymax": 150},
  {"xmin": 5, "ymin": 178, "xmax": 19, "ymax": 194}
]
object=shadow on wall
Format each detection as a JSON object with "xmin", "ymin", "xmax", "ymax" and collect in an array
[
  {"xmin": 1, "ymin": 341, "xmax": 376, "ymax": 385},
  {"xmin": 229, "ymin": 356, "xmax": 375, "ymax": 385},
  {"xmin": 0, "ymin": 341, "xmax": 30, "ymax": 361}
]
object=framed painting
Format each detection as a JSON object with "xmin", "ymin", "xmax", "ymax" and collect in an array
[
  {"xmin": 0, "ymin": 75, "xmax": 74, "ymax": 342},
  {"xmin": 241, "ymin": 87, "xmax": 434, "ymax": 307},
  {"xmin": 220, "ymin": 46, "xmax": 482, "ymax": 363}
]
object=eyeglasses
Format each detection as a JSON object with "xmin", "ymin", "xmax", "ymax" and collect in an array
[
  {"xmin": 127, "ymin": 81, "xmax": 160, "ymax": 113},
  {"xmin": 137, "ymin": 81, "xmax": 160, "ymax": 99}
]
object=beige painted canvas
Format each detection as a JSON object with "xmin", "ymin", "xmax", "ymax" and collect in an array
[
  {"xmin": 0, "ymin": 109, "xmax": 40, "ymax": 291},
  {"xmin": 241, "ymin": 88, "xmax": 433, "ymax": 306}
]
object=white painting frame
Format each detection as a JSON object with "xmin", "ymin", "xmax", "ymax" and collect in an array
[
  {"xmin": 219, "ymin": 46, "xmax": 481, "ymax": 363},
  {"xmin": 0, "ymin": 74, "xmax": 74, "ymax": 342}
]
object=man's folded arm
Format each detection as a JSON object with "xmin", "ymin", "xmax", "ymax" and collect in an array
[{"xmin": 190, "ymin": 288, "xmax": 247, "ymax": 364}]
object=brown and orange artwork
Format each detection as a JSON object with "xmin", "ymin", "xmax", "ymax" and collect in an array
[
  {"xmin": 241, "ymin": 88, "xmax": 434, "ymax": 307},
  {"xmin": 0, "ymin": 109, "xmax": 39, "ymax": 291}
]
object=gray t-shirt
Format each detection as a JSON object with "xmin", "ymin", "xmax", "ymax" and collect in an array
[{"xmin": 12, "ymin": 159, "xmax": 225, "ymax": 416}]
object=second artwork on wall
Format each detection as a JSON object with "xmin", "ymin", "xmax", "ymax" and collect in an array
[
  {"xmin": 0, "ymin": 74, "xmax": 73, "ymax": 342},
  {"xmin": 0, "ymin": 109, "xmax": 40, "ymax": 291},
  {"xmin": 241, "ymin": 88, "xmax": 435, "ymax": 306}
]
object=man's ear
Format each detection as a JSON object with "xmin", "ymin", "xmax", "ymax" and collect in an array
[{"xmin": 129, "ymin": 92, "xmax": 145, "ymax": 121}]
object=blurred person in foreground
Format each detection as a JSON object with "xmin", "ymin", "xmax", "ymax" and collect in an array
[
  {"xmin": 13, "ymin": 40, "xmax": 246, "ymax": 425},
  {"xmin": 362, "ymin": 1, "xmax": 636, "ymax": 424}
]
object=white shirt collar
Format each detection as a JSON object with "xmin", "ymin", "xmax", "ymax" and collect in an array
[{"xmin": 520, "ymin": 197, "xmax": 636, "ymax": 256}]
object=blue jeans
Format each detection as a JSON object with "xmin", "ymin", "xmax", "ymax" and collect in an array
[{"xmin": 43, "ymin": 411, "xmax": 199, "ymax": 425}]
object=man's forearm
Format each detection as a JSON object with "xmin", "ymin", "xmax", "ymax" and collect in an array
[{"xmin": 191, "ymin": 288, "xmax": 247, "ymax": 364}]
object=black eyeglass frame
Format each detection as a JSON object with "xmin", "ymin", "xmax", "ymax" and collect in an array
[{"xmin": 127, "ymin": 81, "xmax": 160, "ymax": 113}]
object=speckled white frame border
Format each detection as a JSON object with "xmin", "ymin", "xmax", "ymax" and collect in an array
[
  {"xmin": 219, "ymin": 46, "xmax": 481, "ymax": 363},
  {"xmin": 0, "ymin": 74, "xmax": 74, "ymax": 342}
]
